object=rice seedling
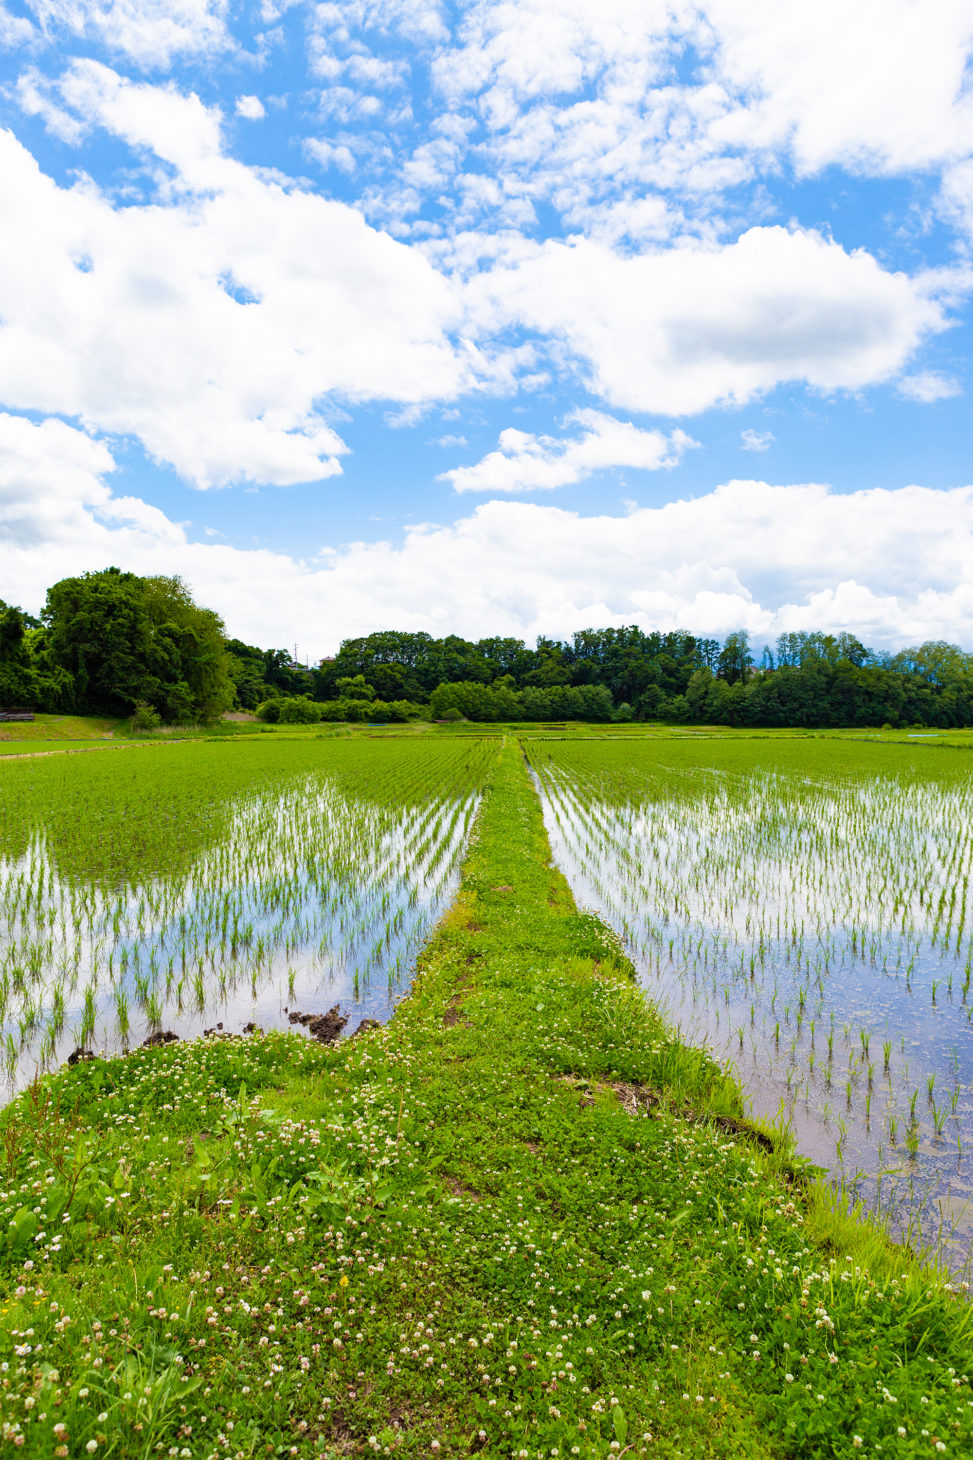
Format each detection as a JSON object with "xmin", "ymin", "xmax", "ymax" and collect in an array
[
  {"xmin": 0, "ymin": 739, "xmax": 493, "ymax": 1093},
  {"xmin": 531, "ymin": 735, "xmax": 973, "ymax": 1268}
]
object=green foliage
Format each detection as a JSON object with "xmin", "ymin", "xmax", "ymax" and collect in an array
[
  {"xmin": 317, "ymin": 697, "xmax": 424, "ymax": 723},
  {"xmin": 335, "ymin": 673, "xmax": 376, "ymax": 700},
  {"xmin": 41, "ymin": 569, "xmax": 234, "ymax": 722},
  {"xmin": 275, "ymin": 695, "xmax": 322, "ymax": 723},
  {"xmin": 310, "ymin": 623, "xmax": 973, "ymax": 727},
  {"xmin": 224, "ymin": 640, "xmax": 311, "ymax": 708},
  {"xmin": 129, "ymin": 700, "xmax": 163, "ymax": 733},
  {"xmin": 11, "ymin": 567, "xmax": 973, "ymax": 729},
  {"xmin": 429, "ymin": 678, "xmax": 614, "ymax": 723}
]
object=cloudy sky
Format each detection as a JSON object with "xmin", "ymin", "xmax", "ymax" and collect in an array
[{"xmin": 1, "ymin": 0, "xmax": 971, "ymax": 656}]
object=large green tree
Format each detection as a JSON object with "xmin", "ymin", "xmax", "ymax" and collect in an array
[{"xmin": 43, "ymin": 568, "xmax": 234, "ymax": 721}]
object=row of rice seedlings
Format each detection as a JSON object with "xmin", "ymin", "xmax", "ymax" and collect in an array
[
  {"xmin": 0, "ymin": 739, "xmax": 493, "ymax": 1092},
  {"xmin": 531, "ymin": 739, "xmax": 973, "ymax": 1269}
]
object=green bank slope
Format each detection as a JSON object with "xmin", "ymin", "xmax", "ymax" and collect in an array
[{"xmin": 1, "ymin": 742, "xmax": 971, "ymax": 1458}]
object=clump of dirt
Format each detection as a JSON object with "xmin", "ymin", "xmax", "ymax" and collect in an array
[
  {"xmin": 66, "ymin": 1047, "xmax": 94, "ymax": 1065},
  {"xmin": 288, "ymin": 1005, "xmax": 348, "ymax": 1044},
  {"xmin": 141, "ymin": 1029, "xmax": 179, "ymax": 1049},
  {"xmin": 491, "ymin": 885, "xmax": 514, "ymax": 892},
  {"xmin": 349, "ymin": 1017, "xmax": 381, "ymax": 1040},
  {"xmin": 241, "ymin": 1021, "xmax": 262, "ymax": 1035}
]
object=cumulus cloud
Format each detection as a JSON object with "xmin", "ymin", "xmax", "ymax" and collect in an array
[
  {"xmin": 704, "ymin": 0, "xmax": 973, "ymax": 176},
  {"xmin": 24, "ymin": 0, "xmax": 230, "ymax": 69},
  {"xmin": 378, "ymin": 0, "xmax": 973, "ymax": 237},
  {"xmin": 3, "ymin": 61, "xmax": 478, "ymax": 488},
  {"xmin": 4, "ymin": 409, "xmax": 973, "ymax": 655},
  {"xmin": 6, "ymin": 61, "xmax": 945, "ymax": 497},
  {"xmin": 898, "ymin": 371, "xmax": 962, "ymax": 403},
  {"xmin": 440, "ymin": 411, "xmax": 697, "ymax": 492},
  {"xmin": 468, "ymin": 226, "xmax": 945, "ymax": 414},
  {"xmin": 0, "ymin": 412, "xmax": 183, "ymax": 555},
  {"xmin": 235, "ymin": 94, "xmax": 265, "ymax": 120},
  {"xmin": 304, "ymin": 136, "xmax": 358, "ymax": 173},
  {"xmin": 741, "ymin": 428, "xmax": 773, "ymax": 451}
]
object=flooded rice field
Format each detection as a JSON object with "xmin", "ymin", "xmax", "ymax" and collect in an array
[
  {"xmin": 533, "ymin": 736, "xmax": 973, "ymax": 1272},
  {"xmin": 0, "ymin": 738, "xmax": 492, "ymax": 1094}
]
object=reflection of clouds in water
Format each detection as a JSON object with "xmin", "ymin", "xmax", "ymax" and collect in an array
[
  {"xmin": 536, "ymin": 762, "xmax": 973, "ymax": 1270},
  {"xmin": 0, "ymin": 774, "xmax": 479, "ymax": 1095}
]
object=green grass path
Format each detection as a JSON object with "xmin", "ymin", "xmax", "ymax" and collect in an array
[{"xmin": 1, "ymin": 741, "xmax": 971, "ymax": 1458}]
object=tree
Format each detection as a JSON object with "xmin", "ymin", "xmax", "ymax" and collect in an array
[
  {"xmin": 43, "ymin": 568, "xmax": 234, "ymax": 721},
  {"xmin": 335, "ymin": 674, "xmax": 376, "ymax": 701},
  {"xmin": 718, "ymin": 630, "xmax": 754, "ymax": 685}
]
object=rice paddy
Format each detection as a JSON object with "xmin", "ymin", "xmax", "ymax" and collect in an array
[
  {"xmin": 531, "ymin": 737, "xmax": 973, "ymax": 1269},
  {"xmin": 0, "ymin": 738, "xmax": 493, "ymax": 1093},
  {"xmin": 6, "ymin": 729, "xmax": 973, "ymax": 1272}
]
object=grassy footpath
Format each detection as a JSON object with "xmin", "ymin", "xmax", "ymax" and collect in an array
[{"xmin": 2, "ymin": 741, "xmax": 972, "ymax": 1458}]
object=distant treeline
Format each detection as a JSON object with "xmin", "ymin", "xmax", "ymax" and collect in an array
[{"xmin": 2, "ymin": 568, "xmax": 972, "ymax": 728}]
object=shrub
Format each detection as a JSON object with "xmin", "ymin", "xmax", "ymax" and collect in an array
[
  {"xmin": 129, "ymin": 701, "xmax": 162, "ymax": 734},
  {"xmin": 276, "ymin": 697, "xmax": 322, "ymax": 724}
]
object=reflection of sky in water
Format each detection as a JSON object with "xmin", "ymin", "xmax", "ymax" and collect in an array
[
  {"xmin": 0, "ymin": 775, "xmax": 478, "ymax": 1097},
  {"xmin": 534, "ymin": 764, "xmax": 973, "ymax": 1273}
]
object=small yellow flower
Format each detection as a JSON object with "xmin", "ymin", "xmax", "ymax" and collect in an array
[{"xmin": 339, "ymin": 1275, "xmax": 349, "ymax": 1289}]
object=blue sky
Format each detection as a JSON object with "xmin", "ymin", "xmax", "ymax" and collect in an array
[{"xmin": 0, "ymin": 0, "xmax": 972, "ymax": 657}]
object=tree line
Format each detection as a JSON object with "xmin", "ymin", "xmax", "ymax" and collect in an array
[{"xmin": 2, "ymin": 568, "xmax": 972, "ymax": 729}]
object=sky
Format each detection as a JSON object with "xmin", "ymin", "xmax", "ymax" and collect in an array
[{"xmin": 0, "ymin": 0, "xmax": 972, "ymax": 659}]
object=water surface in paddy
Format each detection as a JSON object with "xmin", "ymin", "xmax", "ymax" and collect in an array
[
  {"xmin": 0, "ymin": 774, "xmax": 477, "ymax": 1096},
  {"xmin": 535, "ymin": 763, "xmax": 973, "ymax": 1273}
]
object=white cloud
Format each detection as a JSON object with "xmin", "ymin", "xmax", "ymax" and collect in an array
[
  {"xmin": 0, "ymin": 411, "xmax": 184, "ymax": 553},
  {"xmin": 2, "ymin": 62, "xmax": 478, "ymax": 488},
  {"xmin": 440, "ymin": 410, "xmax": 697, "ymax": 493},
  {"xmin": 468, "ymin": 226, "xmax": 945, "ymax": 414},
  {"xmin": 235, "ymin": 95, "xmax": 266, "ymax": 121},
  {"xmin": 305, "ymin": 136, "xmax": 358, "ymax": 173},
  {"xmin": 942, "ymin": 158, "xmax": 973, "ymax": 241},
  {"xmin": 897, "ymin": 371, "xmax": 962, "ymax": 403},
  {"xmin": 2, "ymin": 46, "xmax": 965, "ymax": 506},
  {"xmin": 396, "ymin": 0, "xmax": 973, "ymax": 238},
  {"xmin": 4, "ymin": 411, "xmax": 973, "ymax": 656},
  {"xmin": 24, "ymin": 0, "xmax": 230, "ymax": 69},
  {"xmin": 741, "ymin": 428, "xmax": 773, "ymax": 451},
  {"xmin": 0, "ymin": 4, "xmax": 34, "ymax": 47},
  {"xmin": 704, "ymin": 0, "xmax": 973, "ymax": 176}
]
